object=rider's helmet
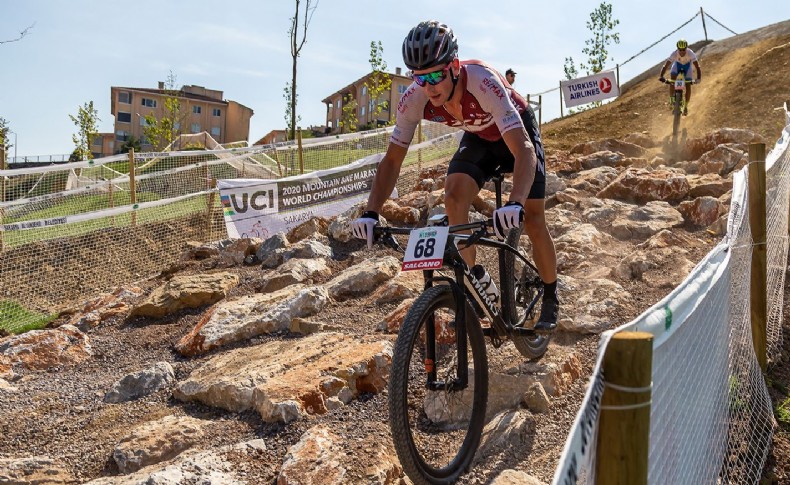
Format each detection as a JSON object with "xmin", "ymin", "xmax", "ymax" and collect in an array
[
  {"xmin": 676, "ymin": 39, "xmax": 689, "ymax": 49},
  {"xmin": 402, "ymin": 20, "xmax": 458, "ymax": 71}
]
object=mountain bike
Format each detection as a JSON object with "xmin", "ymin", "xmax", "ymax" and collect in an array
[
  {"xmin": 373, "ymin": 174, "xmax": 549, "ymax": 484},
  {"xmin": 661, "ymin": 77, "xmax": 696, "ymax": 138}
]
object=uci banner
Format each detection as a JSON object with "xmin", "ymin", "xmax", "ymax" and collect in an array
[
  {"xmin": 217, "ymin": 153, "xmax": 381, "ymax": 239},
  {"xmin": 560, "ymin": 70, "xmax": 620, "ymax": 108}
]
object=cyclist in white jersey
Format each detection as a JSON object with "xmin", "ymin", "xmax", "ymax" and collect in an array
[
  {"xmin": 351, "ymin": 20, "xmax": 559, "ymax": 332},
  {"xmin": 658, "ymin": 38, "xmax": 702, "ymax": 115}
]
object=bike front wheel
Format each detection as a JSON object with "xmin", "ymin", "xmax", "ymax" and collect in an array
[
  {"xmin": 500, "ymin": 226, "xmax": 550, "ymax": 360},
  {"xmin": 389, "ymin": 284, "xmax": 488, "ymax": 485},
  {"xmin": 672, "ymin": 91, "xmax": 683, "ymax": 137}
]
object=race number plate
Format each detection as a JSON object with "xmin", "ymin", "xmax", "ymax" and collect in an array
[
  {"xmin": 674, "ymin": 78, "xmax": 685, "ymax": 91},
  {"xmin": 401, "ymin": 226, "xmax": 449, "ymax": 271}
]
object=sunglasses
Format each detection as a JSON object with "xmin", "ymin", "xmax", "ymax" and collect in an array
[{"xmin": 412, "ymin": 66, "xmax": 450, "ymax": 86}]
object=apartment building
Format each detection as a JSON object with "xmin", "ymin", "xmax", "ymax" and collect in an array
[
  {"xmin": 109, "ymin": 83, "xmax": 254, "ymax": 152},
  {"xmin": 322, "ymin": 68, "xmax": 412, "ymax": 134}
]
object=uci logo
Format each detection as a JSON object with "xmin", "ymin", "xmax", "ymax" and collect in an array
[{"xmin": 228, "ymin": 189, "xmax": 277, "ymax": 214}]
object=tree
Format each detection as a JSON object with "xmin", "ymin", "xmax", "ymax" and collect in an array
[
  {"xmin": 363, "ymin": 40, "xmax": 392, "ymax": 127},
  {"xmin": 339, "ymin": 93, "xmax": 358, "ymax": 133},
  {"xmin": 579, "ymin": 2, "xmax": 620, "ymax": 75},
  {"xmin": 0, "ymin": 117, "xmax": 12, "ymax": 159},
  {"xmin": 69, "ymin": 101, "xmax": 100, "ymax": 161},
  {"xmin": 282, "ymin": 82, "xmax": 301, "ymax": 140},
  {"xmin": 564, "ymin": 3, "xmax": 620, "ymax": 78},
  {"xmin": 1, "ymin": 24, "xmax": 34, "ymax": 44},
  {"xmin": 143, "ymin": 71, "xmax": 183, "ymax": 150},
  {"xmin": 119, "ymin": 135, "xmax": 141, "ymax": 154},
  {"xmin": 285, "ymin": 0, "xmax": 319, "ymax": 141},
  {"xmin": 563, "ymin": 56, "xmax": 579, "ymax": 81}
]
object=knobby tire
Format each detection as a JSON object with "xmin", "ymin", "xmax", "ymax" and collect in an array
[
  {"xmin": 388, "ymin": 285, "xmax": 488, "ymax": 485},
  {"xmin": 672, "ymin": 91, "xmax": 683, "ymax": 138},
  {"xmin": 499, "ymin": 226, "xmax": 550, "ymax": 359}
]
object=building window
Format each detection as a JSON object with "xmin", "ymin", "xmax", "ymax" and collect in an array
[
  {"xmin": 174, "ymin": 122, "xmax": 181, "ymax": 131},
  {"xmin": 92, "ymin": 137, "xmax": 103, "ymax": 146},
  {"xmin": 117, "ymin": 112, "xmax": 131, "ymax": 123},
  {"xmin": 115, "ymin": 130, "xmax": 129, "ymax": 142},
  {"xmin": 398, "ymin": 84, "xmax": 408, "ymax": 94},
  {"xmin": 191, "ymin": 123, "xmax": 201, "ymax": 133},
  {"xmin": 211, "ymin": 126, "xmax": 221, "ymax": 136},
  {"xmin": 361, "ymin": 106, "xmax": 366, "ymax": 116},
  {"xmin": 139, "ymin": 136, "xmax": 149, "ymax": 145},
  {"xmin": 141, "ymin": 98, "xmax": 157, "ymax": 108},
  {"xmin": 362, "ymin": 86, "xmax": 367, "ymax": 96},
  {"xmin": 193, "ymin": 106, "xmax": 202, "ymax": 114},
  {"xmin": 119, "ymin": 91, "xmax": 131, "ymax": 104},
  {"xmin": 212, "ymin": 108, "xmax": 221, "ymax": 117},
  {"xmin": 337, "ymin": 98, "xmax": 342, "ymax": 109}
]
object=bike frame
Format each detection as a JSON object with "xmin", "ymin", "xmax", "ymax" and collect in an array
[
  {"xmin": 376, "ymin": 175, "xmax": 546, "ymax": 395},
  {"xmin": 376, "ymin": 222, "xmax": 539, "ymax": 392}
]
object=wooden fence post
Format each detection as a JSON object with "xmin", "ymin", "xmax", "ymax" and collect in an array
[
  {"xmin": 107, "ymin": 165, "xmax": 115, "ymax": 226},
  {"xmin": 128, "ymin": 148, "xmax": 137, "ymax": 226},
  {"xmin": 748, "ymin": 142, "xmax": 767, "ymax": 370},
  {"xmin": 595, "ymin": 331, "xmax": 653, "ymax": 485},
  {"xmin": 273, "ymin": 148, "xmax": 284, "ymax": 177}
]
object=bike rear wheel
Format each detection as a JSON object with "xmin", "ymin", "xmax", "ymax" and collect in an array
[
  {"xmin": 389, "ymin": 284, "xmax": 488, "ymax": 485},
  {"xmin": 499, "ymin": 226, "xmax": 549, "ymax": 360}
]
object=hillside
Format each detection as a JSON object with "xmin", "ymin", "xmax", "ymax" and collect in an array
[
  {"xmin": 0, "ymin": 20, "xmax": 789, "ymax": 485},
  {"xmin": 542, "ymin": 19, "xmax": 790, "ymax": 152}
]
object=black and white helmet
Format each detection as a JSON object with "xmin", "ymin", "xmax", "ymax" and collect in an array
[{"xmin": 402, "ymin": 20, "xmax": 458, "ymax": 71}]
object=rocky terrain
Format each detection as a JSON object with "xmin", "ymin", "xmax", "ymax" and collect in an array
[{"xmin": 1, "ymin": 19, "xmax": 789, "ymax": 485}]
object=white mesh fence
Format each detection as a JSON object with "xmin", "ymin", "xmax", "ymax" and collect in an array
[
  {"xmin": 0, "ymin": 121, "xmax": 459, "ymax": 333},
  {"xmin": 553, "ymin": 106, "xmax": 790, "ymax": 485}
]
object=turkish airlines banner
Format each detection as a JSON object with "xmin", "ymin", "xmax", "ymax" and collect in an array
[
  {"xmin": 217, "ymin": 153, "xmax": 381, "ymax": 239},
  {"xmin": 560, "ymin": 70, "xmax": 620, "ymax": 108}
]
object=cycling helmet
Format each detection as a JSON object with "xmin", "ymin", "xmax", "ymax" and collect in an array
[
  {"xmin": 676, "ymin": 39, "xmax": 688, "ymax": 49},
  {"xmin": 402, "ymin": 20, "xmax": 458, "ymax": 71}
]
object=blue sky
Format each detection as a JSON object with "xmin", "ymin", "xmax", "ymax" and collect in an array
[{"xmin": 1, "ymin": 0, "xmax": 786, "ymax": 157}]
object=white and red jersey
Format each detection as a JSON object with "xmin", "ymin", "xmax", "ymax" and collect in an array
[
  {"xmin": 667, "ymin": 48, "xmax": 698, "ymax": 64},
  {"xmin": 390, "ymin": 60, "xmax": 530, "ymax": 147}
]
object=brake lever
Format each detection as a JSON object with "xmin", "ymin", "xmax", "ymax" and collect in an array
[
  {"xmin": 379, "ymin": 231, "xmax": 402, "ymax": 251},
  {"xmin": 457, "ymin": 224, "xmax": 488, "ymax": 249}
]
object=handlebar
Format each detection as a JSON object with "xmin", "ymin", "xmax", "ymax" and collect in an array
[
  {"xmin": 370, "ymin": 218, "xmax": 533, "ymax": 267},
  {"xmin": 659, "ymin": 78, "xmax": 697, "ymax": 85},
  {"xmin": 372, "ymin": 218, "xmax": 497, "ymax": 252}
]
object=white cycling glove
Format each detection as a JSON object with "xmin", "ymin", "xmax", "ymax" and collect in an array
[
  {"xmin": 695, "ymin": 78, "xmax": 701, "ymax": 85},
  {"xmin": 493, "ymin": 201, "xmax": 524, "ymax": 239},
  {"xmin": 351, "ymin": 210, "xmax": 379, "ymax": 249}
]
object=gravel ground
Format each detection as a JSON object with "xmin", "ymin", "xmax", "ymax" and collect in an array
[{"xmin": 0, "ymin": 231, "xmax": 718, "ymax": 483}]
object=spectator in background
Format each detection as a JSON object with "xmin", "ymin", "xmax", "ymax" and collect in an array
[{"xmin": 505, "ymin": 68, "xmax": 516, "ymax": 86}]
